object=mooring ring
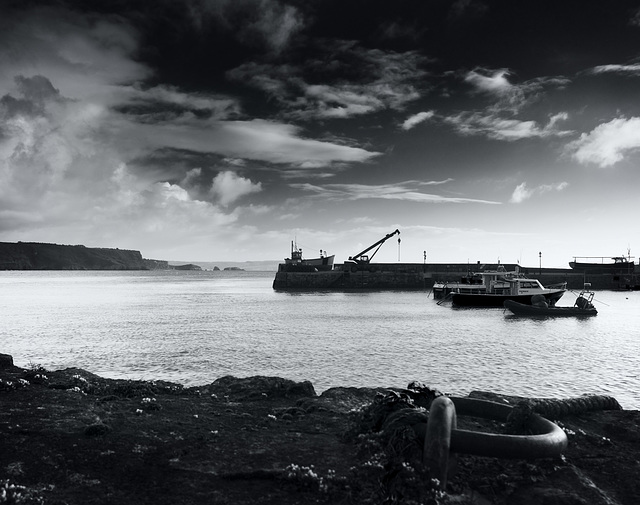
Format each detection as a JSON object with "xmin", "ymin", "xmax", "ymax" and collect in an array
[
  {"xmin": 423, "ymin": 396, "xmax": 568, "ymax": 489},
  {"xmin": 448, "ymin": 396, "xmax": 568, "ymax": 459}
]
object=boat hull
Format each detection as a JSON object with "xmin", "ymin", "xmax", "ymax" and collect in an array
[
  {"xmin": 451, "ymin": 290, "xmax": 565, "ymax": 308},
  {"xmin": 503, "ymin": 299, "xmax": 597, "ymax": 317},
  {"xmin": 280, "ymin": 255, "xmax": 335, "ymax": 272},
  {"xmin": 569, "ymin": 261, "xmax": 635, "ymax": 272}
]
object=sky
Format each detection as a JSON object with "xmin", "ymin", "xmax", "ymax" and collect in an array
[{"xmin": 1, "ymin": 0, "xmax": 640, "ymax": 268}]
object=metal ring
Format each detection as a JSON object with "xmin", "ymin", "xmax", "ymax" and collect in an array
[
  {"xmin": 423, "ymin": 396, "xmax": 568, "ymax": 490},
  {"xmin": 449, "ymin": 397, "xmax": 568, "ymax": 459}
]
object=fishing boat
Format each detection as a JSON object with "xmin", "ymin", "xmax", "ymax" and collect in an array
[
  {"xmin": 438, "ymin": 266, "xmax": 566, "ymax": 307},
  {"xmin": 278, "ymin": 241, "xmax": 335, "ymax": 272},
  {"xmin": 569, "ymin": 255, "xmax": 635, "ymax": 273},
  {"xmin": 503, "ymin": 285, "xmax": 597, "ymax": 317}
]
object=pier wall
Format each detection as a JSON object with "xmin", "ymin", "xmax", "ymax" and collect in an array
[{"xmin": 273, "ymin": 262, "xmax": 639, "ymax": 291}]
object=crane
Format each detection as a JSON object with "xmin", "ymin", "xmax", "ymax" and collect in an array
[{"xmin": 348, "ymin": 229, "xmax": 400, "ymax": 264}]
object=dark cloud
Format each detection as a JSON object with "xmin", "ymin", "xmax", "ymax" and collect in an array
[
  {"xmin": 227, "ymin": 42, "xmax": 429, "ymax": 120},
  {"xmin": 1, "ymin": 75, "xmax": 65, "ymax": 119}
]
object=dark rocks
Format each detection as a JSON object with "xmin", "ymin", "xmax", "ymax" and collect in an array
[
  {"xmin": 171, "ymin": 264, "xmax": 202, "ymax": 271},
  {"xmin": 209, "ymin": 375, "xmax": 317, "ymax": 400},
  {"xmin": 0, "ymin": 353, "xmax": 15, "ymax": 369},
  {"xmin": 84, "ymin": 423, "xmax": 112, "ymax": 436}
]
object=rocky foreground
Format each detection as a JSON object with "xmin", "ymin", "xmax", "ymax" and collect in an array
[{"xmin": 1, "ymin": 354, "xmax": 639, "ymax": 505}]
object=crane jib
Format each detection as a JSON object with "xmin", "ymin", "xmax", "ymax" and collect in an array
[{"xmin": 348, "ymin": 229, "xmax": 400, "ymax": 263}]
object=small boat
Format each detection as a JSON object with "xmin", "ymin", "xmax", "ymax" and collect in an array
[
  {"xmin": 277, "ymin": 241, "xmax": 335, "ymax": 272},
  {"xmin": 503, "ymin": 285, "xmax": 597, "ymax": 317},
  {"xmin": 438, "ymin": 266, "xmax": 566, "ymax": 307}
]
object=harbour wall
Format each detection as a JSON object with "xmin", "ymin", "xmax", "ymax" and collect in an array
[{"xmin": 272, "ymin": 262, "xmax": 639, "ymax": 291}]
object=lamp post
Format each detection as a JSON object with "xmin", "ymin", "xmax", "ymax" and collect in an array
[{"xmin": 539, "ymin": 251, "xmax": 542, "ymax": 275}]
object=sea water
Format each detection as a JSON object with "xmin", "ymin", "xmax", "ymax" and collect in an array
[{"xmin": 1, "ymin": 270, "xmax": 639, "ymax": 409}]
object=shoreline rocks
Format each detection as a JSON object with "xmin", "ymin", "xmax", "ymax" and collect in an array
[{"xmin": 1, "ymin": 355, "xmax": 639, "ymax": 504}]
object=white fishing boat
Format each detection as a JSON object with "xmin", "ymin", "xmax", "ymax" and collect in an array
[{"xmin": 433, "ymin": 266, "xmax": 566, "ymax": 307}]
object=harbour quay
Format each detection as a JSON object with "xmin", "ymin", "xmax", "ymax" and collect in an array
[{"xmin": 272, "ymin": 261, "xmax": 639, "ymax": 291}]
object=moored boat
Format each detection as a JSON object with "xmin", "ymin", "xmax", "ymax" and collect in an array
[
  {"xmin": 569, "ymin": 255, "xmax": 635, "ymax": 273},
  {"xmin": 438, "ymin": 266, "xmax": 566, "ymax": 307},
  {"xmin": 504, "ymin": 285, "xmax": 597, "ymax": 317},
  {"xmin": 278, "ymin": 241, "xmax": 335, "ymax": 272}
]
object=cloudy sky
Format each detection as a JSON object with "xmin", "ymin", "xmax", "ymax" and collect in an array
[{"xmin": 2, "ymin": 0, "xmax": 640, "ymax": 267}]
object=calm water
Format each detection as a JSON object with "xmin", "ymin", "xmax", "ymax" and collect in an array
[{"xmin": 1, "ymin": 270, "xmax": 639, "ymax": 409}]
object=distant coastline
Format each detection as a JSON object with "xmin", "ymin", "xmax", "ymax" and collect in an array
[
  {"xmin": 0, "ymin": 241, "xmax": 167, "ymax": 270},
  {"xmin": 0, "ymin": 241, "xmax": 277, "ymax": 271}
]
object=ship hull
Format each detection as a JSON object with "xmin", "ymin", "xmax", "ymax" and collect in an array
[{"xmin": 452, "ymin": 290, "xmax": 565, "ymax": 308}]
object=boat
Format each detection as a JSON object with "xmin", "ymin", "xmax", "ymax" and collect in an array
[
  {"xmin": 503, "ymin": 285, "xmax": 597, "ymax": 317},
  {"xmin": 433, "ymin": 273, "xmax": 485, "ymax": 298},
  {"xmin": 569, "ymin": 255, "xmax": 636, "ymax": 273},
  {"xmin": 277, "ymin": 241, "xmax": 335, "ymax": 272},
  {"xmin": 437, "ymin": 266, "xmax": 566, "ymax": 307}
]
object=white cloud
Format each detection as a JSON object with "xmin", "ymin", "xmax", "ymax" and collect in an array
[
  {"xmin": 465, "ymin": 68, "xmax": 513, "ymax": 94},
  {"xmin": 211, "ymin": 171, "xmax": 262, "ymax": 206},
  {"xmin": 510, "ymin": 182, "xmax": 533, "ymax": 203},
  {"xmin": 401, "ymin": 111, "xmax": 435, "ymax": 130},
  {"xmin": 117, "ymin": 84, "xmax": 240, "ymax": 120},
  {"xmin": 588, "ymin": 63, "xmax": 640, "ymax": 75},
  {"xmin": 539, "ymin": 181, "xmax": 569, "ymax": 193},
  {"xmin": 567, "ymin": 117, "xmax": 640, "ymax": 167},
  {"xmin": 292, "ymin": 180, "xmax": 500, "ymax": 204},
  {"xmin": 463, "ymin": 68, "xmax": 570, "ymax": 115},
  {"xmin": 444, "ymin": 111, "xmax": 573, "ymax": 141},
  {"xmin": 133, "ymin": 119, "xmax": 380, "ymax": 165},
  {"xmin": 510, "ymin": 181, "xmax": 569, "ymax": 203}
]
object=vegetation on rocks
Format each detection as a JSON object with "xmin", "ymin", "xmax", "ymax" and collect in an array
[{"xmin": 1, "ymin": 354, "xmax": 638, "ymax": 504}]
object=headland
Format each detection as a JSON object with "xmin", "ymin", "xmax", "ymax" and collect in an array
[{"xmin": 0, "ymin": 242, "xmax": 167, "ymax": 270}]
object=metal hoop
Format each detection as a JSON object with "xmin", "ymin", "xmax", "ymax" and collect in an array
[{"xmin": 424, "ymin": 396, "xmax": 568, "ymax": 489}]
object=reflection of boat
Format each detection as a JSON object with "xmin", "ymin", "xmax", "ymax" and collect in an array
[
  {"xmin": 569, "ymin": 255, "xmax": 635, "ymax": 272},
  {"xmin": 437, "ymin": 266, "xmax": 566, "ymax": 307},
  {"xmin": 278, "ymin": 241, "xmax": 334, "ymax": 272},
  {"xmin": 504, "ymin": 285, "xmax": 597, "ymax": 317}
]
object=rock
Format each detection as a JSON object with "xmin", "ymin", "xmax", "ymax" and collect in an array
[
  {"xmin": 84, "ymin": 423, "xmax": 112, "ymax": 436},
  {"xmin": 0, "ymin": 353, "xmax": 15, "ymax": 369},
  {"xmin": 209, "ymin": 375, "xmax": 316, "ymax": 400}
]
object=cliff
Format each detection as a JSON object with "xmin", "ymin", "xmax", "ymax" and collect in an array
[{"xmin": 0, "ymin": 242, "xmax": 164, "ymax": 270}]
